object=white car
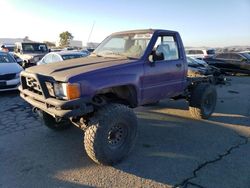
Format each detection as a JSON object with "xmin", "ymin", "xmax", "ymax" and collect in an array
[
  {"xmin": 185, "ymin": 48, "xmax": 215, "ymax": 59},
  {"xmin": 0, "ymin": 51, "xmax": 23, "ymax": 91},
  {"xmin": 37, "ymin": 51, "xmax": 89, "ymax": 65}
]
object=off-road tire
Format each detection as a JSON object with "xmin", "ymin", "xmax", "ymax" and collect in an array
[
  {"xmin": 42, "ymin": 111, "xmax": 72, "ymax": 131},
  {"xmin": 189, "ymin": 83, "xmax": 217, "ymax": 119},
  {"xmin": 84, "ymin": 103, "xmax": 137, "ymax": 165}
]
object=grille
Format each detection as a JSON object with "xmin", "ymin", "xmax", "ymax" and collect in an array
[
  {"xmin": 26, "ymin": 77, "xmax": 42, "ymax": 94},
  {"xmin": 0, "ymin": 73, "xmax": 16, "ymax": 81},
  {"xmin": 0, "ymin": 84, "xmax": 18, "ymax": 89}
]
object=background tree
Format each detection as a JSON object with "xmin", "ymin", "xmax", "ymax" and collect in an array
[{"xmin": 59, "ymin": 31, "xmax": 73, "ymax": 47}]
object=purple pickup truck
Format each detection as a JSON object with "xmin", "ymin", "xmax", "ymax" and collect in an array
[{"xmin": 19, "ymin": 29, "xmax": 217, "ymax": 165}]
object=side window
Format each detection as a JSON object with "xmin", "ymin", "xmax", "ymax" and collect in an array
[
  {"xmin": 43, "ymin": 54, "xmax": 53, "ymax": 64},
  {"xmin": 154, "ymin": 35, "xmax": 179, "ymax": 61},
  {"xmin": 52, "ymin": 54, "xmax": 62, "ymax": 62},
  {"xmin": 196, "ymin": 50, "xmax": 204, "ymax": 54}
]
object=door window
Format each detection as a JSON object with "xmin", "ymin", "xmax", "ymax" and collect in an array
[
  {"xmin": 52, "ymin": 54, "xmax": 62, "ymax": 62},
  {"xmin": 154, "ymin": 35, "xmax": 179, "ymax": 61}
]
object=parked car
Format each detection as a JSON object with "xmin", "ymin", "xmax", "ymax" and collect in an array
[
  {"xmin": 1, "ymin": 44, "xmax": 15, "ymax": 52},
  {"xmin": 14, "ymin": 42, "xmax": 49, "ymax": 68},
  {"xmin": 186, "ymin": 48, "xmax": 216, "ymax": 59},
  {"xmin": 204, "ymin": 52, "xmax": 250, "ymax": 74},
  {"xmin": 0, "ymin": 51, "xmax": 23, "ymax": 91},
  {"xmin": 50, "ymin": 48, "xmax": 62, "ymax": 52},
  {"xmin": 187, "ymin": 56, "xmax": 210, "ymax": 77},
  {"xmin": 187, "ymin": 57, "xmax": 224, "ymax": 84},
  {"xmin": 37, "ymin": 51, "xmax": 89, "ymax": 65},
  {"xmin": 80, "ymin": 50, "xmax": 91, "ymax": 56},
  {"xmin": 240, "ymin": 51, "xmax": 250, "ymax": 55}
]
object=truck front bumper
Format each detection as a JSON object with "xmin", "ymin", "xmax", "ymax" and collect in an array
[
  {"xmin": 19, "ymin": 87, "xmax": 93, "ymax": 118},
  {"xmin": 18, "ymin": 71, "xmax": 93, "ymax": 118}
]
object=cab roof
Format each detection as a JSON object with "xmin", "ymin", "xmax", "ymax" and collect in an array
[{"xmin": 111, "ymin": 29, "xmax": 178, "ymax": 35}]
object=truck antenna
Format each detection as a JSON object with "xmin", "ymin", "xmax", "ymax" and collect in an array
[{"xmin": 87, "ymin": 21, "xmax": 95, "ymax": 44}]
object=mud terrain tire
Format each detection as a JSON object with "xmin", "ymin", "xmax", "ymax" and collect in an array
[
  {"xmin": 84, "ymin": 103, "xmax": 137, "ymax": 165},
  {"xmin": 189, "ymin": 84, "xmax": 217, "ymax": 119}
]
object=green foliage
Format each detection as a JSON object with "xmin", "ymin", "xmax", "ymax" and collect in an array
[{"xmin": 59, "ymin": 31, "xmax": 74, "ymax": 47}]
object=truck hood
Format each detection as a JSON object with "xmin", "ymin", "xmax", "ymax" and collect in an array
[
  {"xmin": 0, "ymin": 63, "xmax": 23, "ymax": 75},
  {"xmin": 26, "ymin": 56, "xmax": 134, "ymax": 82}
]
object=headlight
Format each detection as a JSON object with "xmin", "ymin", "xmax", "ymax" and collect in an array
[
  {"xmin": 53, "ymin": 83, "xmax": 80, "ymax": 100},
  {"xmin": 15, "ymin": 72, "xmax": 21, "ymax": 79}
]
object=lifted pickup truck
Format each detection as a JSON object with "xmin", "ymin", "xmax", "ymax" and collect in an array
[{"xmin": 19, "ymin": 29, "xmax": 217, "ymax": 165}]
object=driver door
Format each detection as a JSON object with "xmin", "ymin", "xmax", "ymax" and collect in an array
[{"xmin": 142, "ymin": 34, "xmax": 186, "ymax": 104}]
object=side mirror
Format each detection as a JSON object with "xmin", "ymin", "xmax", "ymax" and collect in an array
[
  {"xmin": 48, "ymin": 49, "xmax": 51, "ymax": 52},
  {"xmin": 152, "ymin": 50, "xmax": 164, "ymax": 61}
]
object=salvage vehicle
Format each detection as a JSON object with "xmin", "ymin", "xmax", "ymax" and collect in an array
[
  {"xmin": 204, "ymin": 52, "xmax": 250, "ymax": 75},
  {"xmin": 19, "ymin": 29, "xmax": 217, "ymax": 165},
  {"xmin": 187, "ymin": 57, "xmax": 225, "ymax": 84},
  {"xmin": 0, "ymin": 51, "xmax": 23, "ymax": 91},
  {"xmin": 37, "ymin": 51, "xmax": 89, "ymax": 65},
  {"xmin": 14, "ymin": 42, "xmax": 49, "ymax": 68},
  {"xmin": 185, "ymin": 48, "xmax": 215, "ymax": 59}
]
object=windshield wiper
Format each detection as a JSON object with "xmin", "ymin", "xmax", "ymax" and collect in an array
[
  {"xmin": 93, "ymin": 52, "xmax": 139, "ymax": 60},
  {"xmin": 126, "ymin": 56, "xmax": 139, "ymax": 60},
  {"xmin": 111, "ymin": 52, "xmax": 139, "ymax": 60}
]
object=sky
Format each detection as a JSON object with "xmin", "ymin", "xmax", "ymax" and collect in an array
[{"xmin": 0, "ymin": 0, "xmax": 250, "ymax": 47}]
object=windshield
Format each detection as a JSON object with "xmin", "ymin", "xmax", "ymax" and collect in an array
[
  {"xmin": 0, "ymin": 53, "xmax": 15, "ymax": 63},
  {"xmin": 241, "ymin": 53, "xmax": 250, "ymax": 60},
  {"xmin": 94, "ymin": 32, "xmax": 153, "ymax": 59},
  {"xmin": 22, "ymin": 43, "xmax": 48, "ymax": 53}
]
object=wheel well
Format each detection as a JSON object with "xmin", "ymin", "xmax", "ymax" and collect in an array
[{"xmin": 93, "ymin": 85, "xmax": 138, "ymax": 108}]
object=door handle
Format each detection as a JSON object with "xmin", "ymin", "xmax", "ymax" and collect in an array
[{"xmin": 176, "ymin": 63, "xmax": 182, "ymax": 68}]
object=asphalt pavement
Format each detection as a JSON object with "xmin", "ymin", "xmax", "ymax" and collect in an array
[{"xmin": 0, "ymin": 76, "xmax": 250, "ymax": 188}]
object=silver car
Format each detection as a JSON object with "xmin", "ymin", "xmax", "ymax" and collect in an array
[{"xmin": 0, "ymin": 51, "xmax": 23, "ymax": 91}]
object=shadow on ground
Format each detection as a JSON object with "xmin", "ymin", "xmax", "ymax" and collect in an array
[{"xmin": 115, "ymin": 103, "xmax": 249, "ymax": 186}]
